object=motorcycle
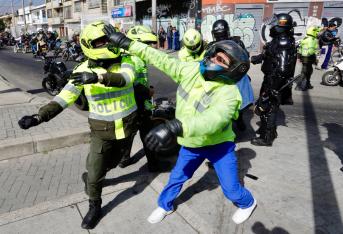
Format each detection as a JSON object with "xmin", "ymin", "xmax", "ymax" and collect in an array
[
  {"xmin": 61, "ymin": 41, "xmax": 84, "ymax": 62},
  {"xmin": 0, "ymin": 39, "xmax": 4, "ymax": 48},
  {"xmin": 13, "ymin": 38, "xmax": 31, "ymax": 53},
  {"xmin": 41, "ymin": 54, "xmax": 88, "ymax": 110},
  {"xmin": 322, "ymin": 58, "xmax": 343, "ymax": 86}
]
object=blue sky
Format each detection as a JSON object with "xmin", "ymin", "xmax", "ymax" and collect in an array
[{"xmin": 0, "ymin": 0, "xmax": 44, "ymax": 15}]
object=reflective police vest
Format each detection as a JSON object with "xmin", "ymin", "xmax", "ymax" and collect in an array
[
  {"xmin": 299, "ymin": 36, "xmax": 319, "ymax": 57},
  {"xmin": 53, "ymin": 59, "xmax": 136, "ymax": 139},
  {"xmin": 178, "ymin": 47, "xmax": 206, "ymax": 62}
]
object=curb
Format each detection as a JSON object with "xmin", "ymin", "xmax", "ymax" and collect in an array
[{"xmin": 0, "ymin": 127, "xmax": 90, "ymax": 161}]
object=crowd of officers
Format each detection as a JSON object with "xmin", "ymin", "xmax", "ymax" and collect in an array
[{"xmin": 16, "ymin": 13, "xmax": 336, "ymax": 230}]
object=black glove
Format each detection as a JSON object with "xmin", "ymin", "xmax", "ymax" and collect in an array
[
  {"xmin": 145, "ymin": 119, "xmax": 183, "ymax": 152},
  {"xmin": 102, "ymin": 24, "xmax": 132, "ymax": 50},
  {"xmin": 18, "ymin": 114, "xmax": 42, "ymax": 129},
  {"xmin": 69, "ymin": 72, "xmax": 98, "ymax": 86},
  {"xmin": 251, "ymin": 54, "xmax": 263, "ymax": 65}
]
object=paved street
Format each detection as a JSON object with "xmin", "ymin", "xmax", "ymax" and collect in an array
[{"xmin": 0, "ymin": 46, "xmax": 343, "ymax": 233}]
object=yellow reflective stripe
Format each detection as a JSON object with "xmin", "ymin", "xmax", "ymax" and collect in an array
[
  {"xmin": 88, "ymin": 105, "xmax": 137, "ymax": 121},
  {"xmin": 86, "ymin": 87, "xmax": 134, "ymax": 101},
  {"xmin": 115, "ymin": 119, "xmax": 125, "ymax": 139}
]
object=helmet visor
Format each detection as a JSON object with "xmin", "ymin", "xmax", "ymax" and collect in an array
[{"xmin": 91, "ymin": 36, "xmax": 109, "ymax": 49}]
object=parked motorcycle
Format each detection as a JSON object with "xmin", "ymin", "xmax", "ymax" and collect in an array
[
  {"xmin": 322, "ymin": 58, "xmax": 343, "ymax": 86},
  {"xmin": 0, "ymin": 39, "xmax": 4, "ymax": 48},
  {"xmin": 42, "ymin": 54, "xmax": 88, "ymax": 110},
  {"xmin": 13, "ymin": 38, "xmax": 31, "ymax": 53}
]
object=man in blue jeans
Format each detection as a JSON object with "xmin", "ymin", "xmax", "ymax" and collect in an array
[{"xmin": 320, "ymin": 23, "xmax": 339, "ymax": 70}]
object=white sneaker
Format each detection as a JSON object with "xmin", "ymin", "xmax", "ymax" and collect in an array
[
  {"xmin": 232, "ymin": 199, "xmax": 257, "ymax": 224},
  {"xmin": 147, "ymin": 207, "xmax": 173, "ymax": 224}
]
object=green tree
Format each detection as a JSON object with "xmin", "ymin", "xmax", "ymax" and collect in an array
[{"xmin": 0, "ymin": 19, "xmax": 5, "ymax": 32}]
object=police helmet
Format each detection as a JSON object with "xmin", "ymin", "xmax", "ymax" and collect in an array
[
  {"xmin": 127, "ymin": 25, "xmax": 157, "ymax": 45},
  {"xmin": 269, "ymin": 13, "xmax": 294, "ymax": 36},
  {"xmin": 80, "ymin": 21, "xmax": 121, "ymax": 60},
  {"xmin": 182, "ymin": 28, "xmax": 202, "ymax": 54},
  {"xmin": 212, "ymin": 19, "xmax": 230, "ymax": 41}
]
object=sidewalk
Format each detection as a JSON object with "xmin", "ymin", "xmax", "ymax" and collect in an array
[
  {"xmin": 0, "ymin": 59, "xmax": 343, "ymax": 233},
  {"xmin": 0, "ymin": 75, "xmax": 90, "ymax": 160},
  {"xmin": 0, "ymin": 105, "xmax": 342, "ymax": 233}
]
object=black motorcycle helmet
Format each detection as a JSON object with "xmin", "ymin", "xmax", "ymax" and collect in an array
[
  {"xmin": 269, "ymin": 13, "xmax": 294, "ymax": 37},
  {"xmin": 212, "ymin": 19, "xmax": 230, "ymax": 41},
  {"xmin": 202, "ymin": 40, "xmax": 250, "ymax": 83}
]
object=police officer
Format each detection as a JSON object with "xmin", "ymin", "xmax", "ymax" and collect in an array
[
  {"xmin": 210, "ymin": 19, "xmax": 254, "ymax": 132},
  {"xmin": 118, "ymin": 25, "xmax": 163, "ymax": 172},
  {"xmin": 251, "ymin": 13, "xmax": 297, "ymax": 146},
  {"xmin": 296, "ymin": 26, "xmax": 321, "ymax": 91},
  {"xmin": 178, "ymin": 28, "xmax": 206, "ymax": 62},
  {"xmin": 101, "ymin": 25, "xmax": 257, "ymax": 225},
  {"xmin": 18, "ymin": 21, "xmax": 138, "ymax": 229}
]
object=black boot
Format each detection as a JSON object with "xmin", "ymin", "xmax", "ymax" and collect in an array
[
  {"xmin": 81, "ymin": 199, "xmax": 102, "ymax": 229},
  {"xmin": 251, "ymin": 128, "xmax": 277, "ymax": 146},
  {"xmin": 81, "ymin": 172, "xmax": 88, "ymax": 195},
  {"xmin": 235, "ymin": 113, "xmax": 246, "ymax": 131}
]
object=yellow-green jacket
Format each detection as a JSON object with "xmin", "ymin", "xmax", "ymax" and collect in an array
[
  {"xmin": 129, "ymin": 41, "xmax": 242, "ymax": 147},
  {"xmin": 298, "ymin": 35, "xmax": 319, "ymax": 57},
  {"xmin": 52, "ymin": 58, "xmax": 137, "ymax": 139},
  {"xmin": 178, "ymin": 47, "xmax": 206, "ymax": 62}
]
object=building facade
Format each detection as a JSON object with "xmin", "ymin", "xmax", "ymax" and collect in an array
[
  {"xmin": 201, "ymin": 0, "xmax": 343, "ymax": 52},
  {"xmin": 31, "ymin": 4, "xmax": 48, "ymax": 32}
]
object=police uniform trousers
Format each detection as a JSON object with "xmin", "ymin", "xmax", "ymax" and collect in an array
[{"xmin": 158, "ymin": 141, "xmax": 254, "ymax": 211}]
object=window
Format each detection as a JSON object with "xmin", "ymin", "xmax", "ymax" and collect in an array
[
  {"xmin": 64, "ymin": 6, "xmax": 72, "ymax": 19},
  {"xmin": 74, "ymin": 1, "xmax": 81, "ymax": 12},
  {"xmin": 46, "ymin": 0, "xmax": 51, "ymax": 2},
  {"xmin": 88, "ymin": 0, "xmax": 100, "ymax": 9},
  {"xmin": 42, "ymin": 10, "xmax": 46, "ymax": 18},
  {"xmin": 47, "ymin": 9, "xmax": 52, "ymax": 18}
]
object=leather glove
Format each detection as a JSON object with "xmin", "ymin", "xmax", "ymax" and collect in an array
[
  {"xmin": 145, "ymin": 119, "xmax": 183, "ymax": 152},
  {"xmin": 18, "ymin": 114, "xmax": 42, "ymax": 129},
  {"xmin": 69, "ymin": 72, "xmax": 98, "ymax": 85},
  {"xmin": 251, "ymin": 54, "xmax": 263, "ymax": 65},
  {"xmin": 102, "ymin": 24, "xmax": 132, "ymax": 50}
]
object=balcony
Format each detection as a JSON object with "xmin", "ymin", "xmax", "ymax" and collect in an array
[
  {"xmin": 52, "ymin": 0, "xmax": 63, "ymax": 8},
  {"xmin": 32, "ymin": 18, "xmax": 48, "ymax": 25},
  {"xmin": 49, "ymin": 17, "xmax": 63, "ymax": 25}
]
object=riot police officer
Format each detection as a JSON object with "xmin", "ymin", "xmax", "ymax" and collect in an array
[
  {"xmin": 18, "ymin": 21, "xmax": 138, "ymax": 229},
  {"xmin": 251, "ymin": 13, "xmax": 297, "ymax": 146}
]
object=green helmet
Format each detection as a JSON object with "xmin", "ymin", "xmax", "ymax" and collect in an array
[
  {"xmin": 127, "ymin": 25, "xmax": 157, "ymax": 44},
  {"xmin": 183, "ymin": 28, "xmax": 202, "ymax": 54},
  {"xmin": 80, "ymin": 21, "xmax": 121, "ymax": 60},
  {"xmin": 306, "ymin": 26, "xmax": 321, "ymax": 37}
]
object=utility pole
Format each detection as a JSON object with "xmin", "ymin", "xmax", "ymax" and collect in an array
[
  {"xmin": 11, "ymin": 0, "xmax": 15, "ymax": 35},
  {"xmin": 22, "ymin": 0, "xmax": 27, "ymax": 33},
  {"xmin": 151, "ymin": 0, "xmax": 157, "ymax": 33}
]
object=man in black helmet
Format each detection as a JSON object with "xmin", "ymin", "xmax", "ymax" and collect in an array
[
  {"xmin": 250, "ymin": 13, "xmax": 297, "ymax": 146},
  {"xmin": 209, "ymin": 19, "xmax": 254, "ymax": 132},
  {"xmin": 101, "ymin": 26, "xmax": 257, "ymax": 225}
]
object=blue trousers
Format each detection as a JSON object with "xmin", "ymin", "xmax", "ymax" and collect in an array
[
  {"xmin": 167, "ymin": 37, "xmax": 172, "ymax": 50},
  {"xmin": 158, "ymin": 142, "xmax": 254, "ymax": 211},
  {"xmin": 321, "ymin": 44, "xmax": 333, "ymax": 69}
]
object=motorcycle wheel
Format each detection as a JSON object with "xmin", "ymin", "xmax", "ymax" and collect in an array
[
  {"xmin": 61, "ymin": 50, "xmax": 69, "ymax": 61},
  {"xmin": 13, "ymin": 46, "xmax": 18, "ymax": 53},
  {"xmin": 75, "ymin": 92, "xmax": 89, "ymax": 111},
  {"xmin": 42, "ymin": 76, "xmax": 60, "ymax": 96},
  {"xmin": 322, "ymin": 70, "xmax": 342, "ymax": 86}
]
